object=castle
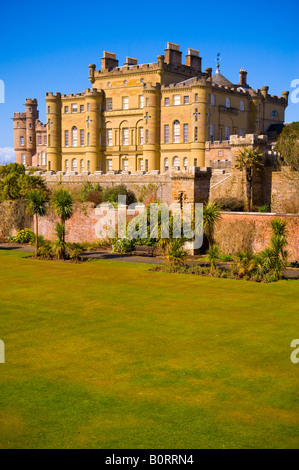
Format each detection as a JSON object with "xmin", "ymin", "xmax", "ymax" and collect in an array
[{"xmin": 13, "ymin": 42, "xmax": 289, "ymax": 173}]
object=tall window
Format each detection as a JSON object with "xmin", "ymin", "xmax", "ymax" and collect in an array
[
  {"xmin": 64, "ymin": 106, "xmax": 69, "ymax": 114},
  {"xmin": 80, "ymin": 105, "xmax": 84, "ymax": 113},
  {"xmin": 210, "ymin": 124, "xmax": 215, "ymax": 143},
  {"xmin": 139, "ymin": 127, "xmax": 144, "ymax": 145},
  {"xmin": 145, "ymin": 160, "xmax": 148, "ymax": 172},
  {"xmin": 41, "ymin": 152, "xmax": 46, "ymax": 165},
  {"xmin": 107, "ymin": 129, "xmax": 112, "ymax": 146},
  {"xmin": 21, "ymin": 154, "xmax": 26, "ymax": 165},
  {"xmin": 211, "ymin": 94, "xmax": 215, "ymax": 106},
  {"xmin": 225, "ymin": 126, "xmax": 230, "ymax": 140},
  {"xmin": 87, "ymin": 132, "xmax": 90, "ymax": 146},
  {"xmin": 240, "ymin": 100, "xmax": 245, "ymax": 111},
  {"xmin": 122, "ymin": 128, "xmax": 129, "ymax": 145},
  {"xmin": 226, "ymin": 97, "xmax": 230, "ymax": 108},
  {"xmin": 38, "ymin": 135, "xmax": 42, "ymax": 145},
  {"xmin": 183, "ymin": 157, "xmax": 188, "ymax": 169},
  {"xmin": 122, "ymin": 96, "xmax": 129, "ymax": 110},
  {"xmin": 173, "ymin": 120, "xmax": 180, "ymax": 143},
  {"xmin": 107, "ymin": 159, "xmax": 112, "ymax": 171},
  {"xmin": 139, "ymin": 95, "xmax": 144, "ymax": 108},
  {"xmin": 48, "ymin": 106, "xmax": 50, "ymax": 114},
  {"xmin": 146, "ymin": 98, "xmax": 149, "ymax": 107},
  {"xmin": 165, "ymin": 97, "xmax": 170, "ymax": 106},
  {"xmin": 65, "ymin": 130, "xmax": 69, "ymax": 147},
  {"xmin": 72, "ymin": 158, "xmax": 77, "ymax": 171},
  {"xmin": 138, "ymin": 159, "xmax": 144, "ymax": 171},
  {"xmin": 173, "ymin": 156, "xmax": 180, "ymax": 168},
  {"xmin": 20, "ymin": 136, "xmax": 24, "ymax": 146},
  {"xmin": 65, "ymin": 160, "xmax": 69, "ymax": 172},
  {"xmin": 184, "ymin": 96, "xmax": 189, "ymax": 105},
  {"xmin": 87, "ymin": 160, "xmax": 90, "ymax": 172},
  {"xmin": 194, "ymin": 127, "xmax": 198, "ymax": 142},
  {"xmin": 164, "ymin": 125, "xmax": 169, "ymax": 144},
  {"xmin": 123, "ymin": 159, "xmax": 129, "ymax": 171},
  {"xmin": 173, "ymin": 95, "xmax": 180, "ymax": 106},
  {"xmin": 72, "ymin": 103, "xmax": 77, "ymax": 113},
  {"xmin": 80, "ymin": 160, "xmax": 84, "ymax": 173},
  {"xmin": 80, "ymin": 129, "xmax": 84, "ymax": 146},
  {"xmin": 44, "ymin": 135, "xmax": 47, "ymax": 145},
  {"xmin": 164, "ymin": 158, "xmax": 169, "ymax": 172},
  {"xmin": 239, "ymin": 128, "xmax": 245, "ymax": 137},
  {"xmin": 194, "ymin": 158, "xmax": 198, "ymax": 166},
  {"xmin": 195, "ymin": 93, "xmax": 198, "ymax": 102},
  {"xmin": 106, "ymin": 98, "xmax": 112, "ymax": 111},
  {"xmin": 183, "ymin": 124, "xmax": 188, "ymax": 143},
  {"xmin": 72, "ymin": 127, "xmax": 78, "ymax": 147},
  {"xmin": 38, "ymin": 154, "xmax": 41, "ymax": 165},
  {"xmin": 145, "ymin": 129, "xmax": 149, "ymax": 144}
]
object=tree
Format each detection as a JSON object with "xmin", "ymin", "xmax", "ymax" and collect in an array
[
  {"xmin": 275, "ymin": 122, "xmax": 299, "ymax": 172},
  {"xmin": 203, "ymin": 202, "xmax": 221, "ymax": 249},
  {"xmin": 207, "ymin": 245, "xmax": 220, "ymax": 271},
  {"xmin": 26, "ymin": 190, "xmax": 48, "ymax": 256},
  {"xmin": 0, "ymin": 163, "xmax": 47, "ymax": 201},
  {"xmin": 235, "ymin": 147, "xmax": 263, "ymax": 211},
  {"xmin": 51, "ymin": 188, "xmax": 74, "ymax": 259}
]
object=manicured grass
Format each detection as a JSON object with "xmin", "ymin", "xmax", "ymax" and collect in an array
[{"xmin": 0, "ymin": 249, "xmax": 298, "ymax": 449}]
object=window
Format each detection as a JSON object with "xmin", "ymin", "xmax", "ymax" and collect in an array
[
  {"xmin": 72, "ymin": 158, "xmax": 77, "ymax": 172},
  {"xmin": 80, "ymin": 160, "xmax": 84, "ymax": 173},
  {"xmin": 139, "ymin": 95, "xmax": 144, "ymax": 108},
  {"xmin": 210, "ymin": 124, "xmax": 215, "ymax": 143},
  {"xmin": 87, "ymin": 160, "xmax": 90, "ymax": 172},
  {"xmin": 80, "ymin": 105, "xmax": 84, "ymax": 113},
  {"xmin": 48, "ymin": 106, "xmax": 50, "ymax": 114},
  {"xmin": 240, "ymin": 100, "xmax": 245, "ymax": 111},
  {"xmin": 65, "ymin": 160, "xmax": 69, "ymax": 172},
  {"xmin": 21, "ymin": 154, "xmax": 26, "ymax": 165},
  {"xmin": 211, "ymin": 94, "xmax": 215, "ymax": 106},
  {"xmin": 65, "ymin": 130, "xmax": 69, "ymax": 147},
  {"xmin": 106, "ymin": 98, "xmax": 112, "ymax": 111},
  {"xmin": 239, "ymin": 128, "xmax": 245, "ymax": 137},
  {"xmin": 48, "ymin": 161, "xmax": 51, "ymax": 171},
  {"xmin": 72, "ymin": 126, "xmax": 78, "ymax": 147},
  {"xmin": 183, "ymin": 124, "xmax": 188, "ymax": 143},
  {"xmin": 80, "ymin": 129, "xmax": 84, "ymax": 146},
  {"xmin": 146, "ymin": 98, "xmax": 149, "ymax": 107},
  {"xmin": 122, "ymin": 96, "xmax": 129, "ymax": 110},
  {"xmin": 173, "ymin": 156, "xmax": 180, "ymax": 168},
  {"xmin": 87, "ymin": 103, "xmax": 90, "ymax": 111},
  {"xmin": 107, "ymin": 82, "xmax": 111, "ymax": 87},
  {"xmin": 38, "ymin": 154, "xmax": 41, "ymax": 165},
  {"xmin": 194, "ymin": 127, "xmax": 198, "ymax": 142},
  {"xmin": 123, "ymin": 159, "xmax": 129, "ymax": 171},
  {"xmin": 29, "ymin": 108, "xmax": 32, "ymax": 113},
  {"xmin": 173, "ymin": 120, "xmax": 180, "ymax": 143},
  {"xmin": 139, "ymin": 127, "xmax": 144, "ymax": 145},
  {"xmin": 145, "ymin": 160, "xmax": 148, "ymax": 172},
  {"xmin": 41, "ymin": 152, "xmax": 46, "ymax": 166},
  {"xmin": 64, "ymin": 106, "xmax": 69, "ymax": 114},
  {"xmin": 122, "ymin": 128, "xmax": 129, "ymax": 145},
  {"xmin": 183, "ymin": 157, "xmax": 188, "ymax": 169},
  {"xmin": 272, "ymin": 110, "xmax": 277, "ymax": 117},
  {"xmin": 107, "ymin": 159, "xmax": 112, "ymax": 171},
  {"xmin": 145, "ymin": 129, "xmax": 149, "ymax": 144},
  {"xmin": 226, "ymin": 97, "xmax": 230, "ymax": 108},
  {"xmin": 72, "ymin": 103, "xmax": 77, "ymax": 113},
  {"xmin": 17, "ymin": 122, "xmax": 19, "ymax": 128},
  {"xmin": 44, "ymin": 135, "xmax": 47, "ymax": 145},
  {"xmin": 184, "ymin": 96, "xmax": 189, "ymax": 105},
  {"xmin": 29, "ymin": 137, "xmax": 32, "ymax": 143},
  {"xmin": 87, "ymin": 132, "xmax": 90, "ymax": 146},
  {"xmin": 165, "ymin": 97, "xmax": 170, "ymax": 106},
  {"xmin": 20, "ymin": 136, "xmax": 24, "ymax": 146},
  {"xmin": 138, "ymin": 159, "xmax": 144, "ymax": 171},
  {"xmin": 195, "ymin": 93, "xmax": 198, "ymax": 102},
  {"xmin": 29, "ymin": 123, "xmax": 32, "ymax": 129},
  {"xmin": 164, "ymin": 125, "xmax": 169, "ymax": 144},
  {"xmin": 123, "ymin": 80, "xmax": 127, "ymax": 86},
  {"xmin": 38, "ymin": 135, "xmax": 42, "ymax": 145},
  {"xmin": 107, "ymin": 129, "xmax": 112, "ymax": 146},
  {"xmin": 140, "ymin": 78, "xmax": 144, "ymax": 84},
  {"xmin": 48, "ymin": 135, "xmax": 51, "ymax": 147},
  {"xmin": 173, "ymin": 95, "xmax": 180, "ymax": 106},
  {"xmin": 99, "ymin": 133, "xmax": 101, "ymax": 146},
  {"xmin": 225, "ymin": 126, "xmax": 230, "ymax": 140},
  {"xmin": 164, "ymin": 158, "xmax": 169, "ymax": 172}
]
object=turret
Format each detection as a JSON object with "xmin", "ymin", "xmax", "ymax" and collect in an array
[
  {"xmin": 261, "ymin": 86, "xmax": 269, "ymax": 99},
  {"xmin": 46, "ymin": 92, "xmax": 62, "ymax": 172},
  {"xmin": 282, "ymin": 91, "xmax": 289, "ymax": 105},
  {"xmin": 143, "ymin": 83, "xmax": 161, "ymax": 172}
]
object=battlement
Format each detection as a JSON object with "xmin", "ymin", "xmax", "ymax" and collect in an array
[
  {"xmin": 59, "ymin": 88, "xmax": 103, "ymax": 100},
  {"xmin": 13, "ymin": 112, "xmax": 26, "ymax": 119},
  {"xmin": 46, "ymin": 92, "xmax": 62, "ymax": 99},
  {"xmin": 229, "ymin": 134, "xmax": 268, "ymax": 146}
]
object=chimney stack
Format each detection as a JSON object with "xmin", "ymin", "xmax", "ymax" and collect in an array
[
  {"xmin": 164, "ymin": 42, "xmax": 182, "ymax": 66},
  {"xmin": 239, "ymin": 68, "xmax": 248, "ymax": 87},
  {"xmin": 124, "ymin": 57, "xmax": 137, "ymax": 66},
  {"xmin": 186, "ymin": 48, "xmax": 201, "ymax": 73},
  {"xmin": 101, "ymin": 51, "xmax": 118, "ymax": 71}
]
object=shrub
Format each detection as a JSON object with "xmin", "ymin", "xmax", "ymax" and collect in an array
[
  {"xmin": 214, "ymin": 219, "xmax": 256, "ymax": 255},
  {"xmin": 102, "ymin": 184, "xmax": 136, "ymax": 206},
  {"xmin": 213, "ymin": 197, "xmax": 245, "ymax": 212},
  {"xmin": 81, "ymin": 182, "xmax": 102, "ymax": 205},
  {"xmin": 11, "ymin": 228, "xmax": 35, "ymax": 244},
  {"xmin": 111, "ymin": 238, "xmax": 134, "ymax": 253},
  {"xmin": 257, "ymin": 204, "xmax": 269, "ymax": 213},
  {"xmin": 166, "ymin": 238, "xmax": 187, "ymax": 266}
]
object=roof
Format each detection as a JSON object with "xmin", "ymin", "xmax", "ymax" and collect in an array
[{"xmin": 212, "ymin": 69, "xmax": 233, "ymax": 87}]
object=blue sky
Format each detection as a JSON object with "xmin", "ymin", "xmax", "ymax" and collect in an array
[{"xmin": 0, "ymin": 0, "xmax": 298, "ymax": 162}]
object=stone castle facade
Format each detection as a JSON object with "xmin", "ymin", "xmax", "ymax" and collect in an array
[{"xmin": 13, "ymin": 42, "xmax": 289, "ymax": 173}]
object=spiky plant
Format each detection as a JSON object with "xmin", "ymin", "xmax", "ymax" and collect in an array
[
  {"xmin": 51, "ymin": 188, "xmax": 73, "ymax": 259},
  {"xmin": 203, "ymin": 202, "xmax": 221, "ymax": 249},
  {"xmin": 207, "ymin": 244, "xmax": 221, "ymax": 271},
  {"xmin": 26, "ymin": 190, "xmax": 48, "ymax": 256}
]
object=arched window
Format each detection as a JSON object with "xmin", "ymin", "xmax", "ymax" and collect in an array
[
  {"xmin": 183, "ymin": 157, "xmax": 188, "ymax": 169},
  {"xmin": 41, "ymin": 152, "xmax": 46, "ymax": 165},
  {"xmin": 71, "ymin": 158, "xmax": 77, "ymax": 171},
  {"xmin": 123, "ymin": 159, "xmax": 129, "ymax": 172},
  {"xmin": 210, "ymin": 124, "xmax": 215, "ymax": 143},
  {"xmin": 164, "ymin": 158, "xmax": 169, "ymax": 172},
  {"xmin": 173, "ymin": 156, "xmax": 180, "ymax": 168},
  {"xmin": 65, "ymin": 160, "xmax": 69, "ymax": 172},
  {"xmin": 72, "ymin": 126, "xmax": 78, "ymax": 147},
  {"xmin": 225, "ymin": 126, "xmax": 230, "ymax": 140},
  {"xmin": 80, "ymin": 159, "xmax": 84, "ymax": 173},
  {"xmin": 173, "ymin": 121, "xmax": 180, "ymax": 143}
]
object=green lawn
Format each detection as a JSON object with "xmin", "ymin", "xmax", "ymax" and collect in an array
[{"xmin": 0, "ymin": 249, "xmax": 298, "ymax": 449}]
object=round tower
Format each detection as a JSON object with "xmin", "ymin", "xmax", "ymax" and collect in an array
[
  {"xmin": 46, "ymin": 92, "xmax": 62, "ymax": 172},
  {"xmin": 191, "ymin": 84, "xmax": 208, "ymax": 167},
  {"xmin": 85, "ymin": 89, "xmax": 103, "ymax": 173},
  {"xmin": 25, "ymin": 99, "xmax": 38, "ymax": 159},
  {"xmin": 13, "ymin": 112, "xmax": 28, "ymax": 165},
  {"xmin": 142, "ymin": 83, "xmax": 161, "ymax": 172}
]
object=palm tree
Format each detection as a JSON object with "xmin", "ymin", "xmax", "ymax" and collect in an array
[
  {"xmin": 51, "ymin": 188, "xmax": 73, "ymax": 259},
  {"xmin": 207, "ymin": 244, "xmax": 220, "ymax": 271},
  {"xmin": 166, "ymin": 238, "xmax": 187, "ymax": 266},
  {"xmin": 203, "ymin": 202, "xmax": 221, "ymax": 249},
  {"xmin": 235, "ymin": 147, "xmax": 263, "ymax": 211},
  {"xmin": 26, "ymin": 190, "xmax": 48, "ymax": 256}
]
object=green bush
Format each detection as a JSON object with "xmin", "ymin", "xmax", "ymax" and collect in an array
[
  {"xmin": 213, "ymin": 197, "xmax": 245, "ymax": 212},
  {"xmin": 111, "ymin": 238, "xmax": 134, "ymax": 253},
  {"xmin": 102, "ymin": 184, "xmax": 136, "ymax": 206},
  {"xmin": 11, "ymin": 228, "xmax": 35, "ymax": 244}
]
